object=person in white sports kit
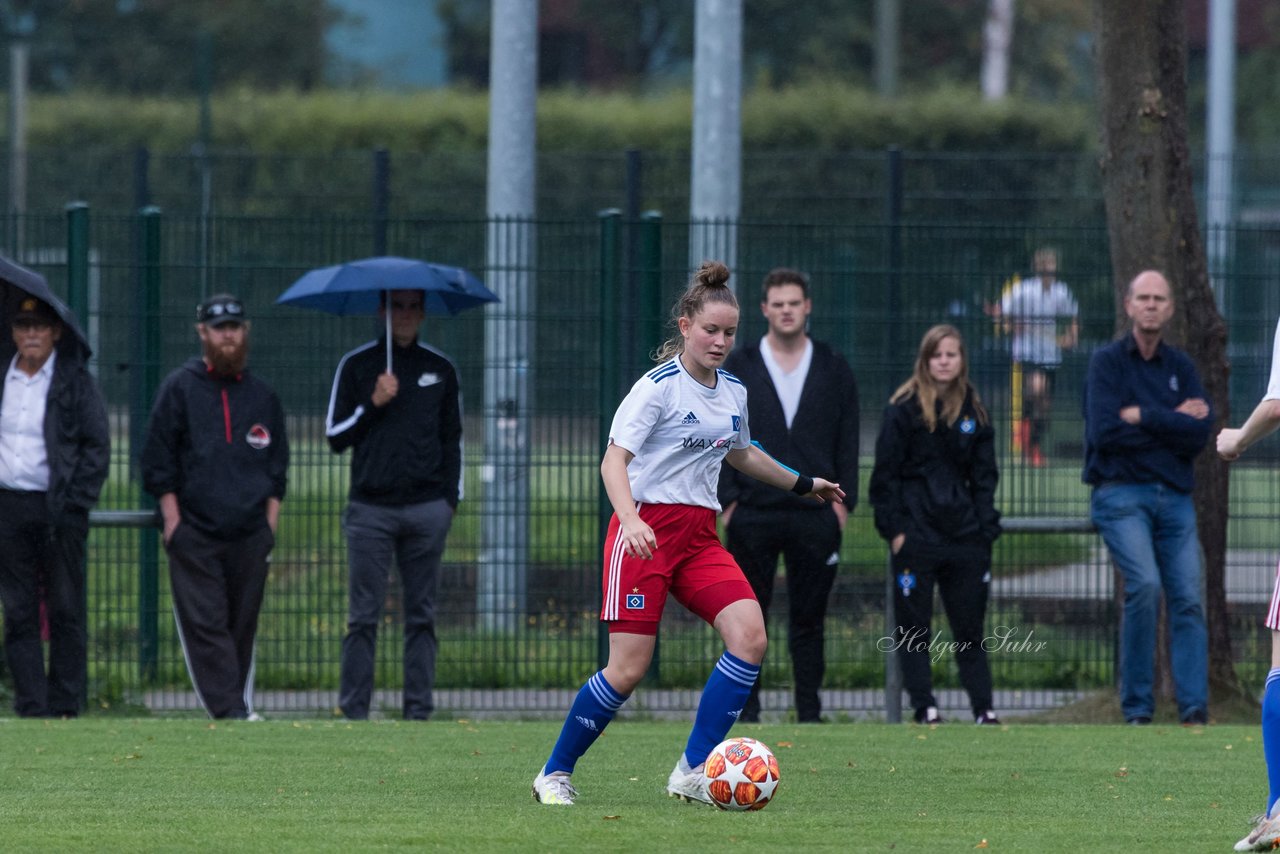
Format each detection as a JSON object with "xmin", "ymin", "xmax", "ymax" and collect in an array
[
  {"xmin": 1218, "ymin": 317, "xmax": 1280, "ymax": 851},
  {"xmin": 531, "ymin": 260, "xmax": 844, "ymax": 807}
]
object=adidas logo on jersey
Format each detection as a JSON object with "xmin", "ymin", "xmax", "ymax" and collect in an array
[{"xmin": 681, "ymin": 411, "xmax": 700, "ymax": 425}]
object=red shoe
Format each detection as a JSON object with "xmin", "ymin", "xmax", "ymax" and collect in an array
[{"xmin": 1028, "ymin": 446, "xmax": 1046, "ymax": 467}]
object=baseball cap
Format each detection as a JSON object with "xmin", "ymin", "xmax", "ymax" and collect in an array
[
  {"xmin": 197, "ymin": 294, "xmax": 247, "ymax": 327},
  {"xmin": 12, "ymin": 295, "xmax": 58, "ymax": 326}
]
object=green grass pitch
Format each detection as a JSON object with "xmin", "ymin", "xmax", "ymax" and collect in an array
[{"xmin": 0, "ymin": 717, "xmax": 1265, "ymax": 851}]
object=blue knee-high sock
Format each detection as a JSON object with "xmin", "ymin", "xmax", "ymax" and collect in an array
[
  {"xmin": 544, "ymin": 671, "xmax": 628, "ymax": 776},
  {"xmin": 683, "ymin": 651, "xmax": 761, "ymax": 768},
  {"xmin": 1264, "ymin": 668, "xmax": 1280, "ymax": 816}
]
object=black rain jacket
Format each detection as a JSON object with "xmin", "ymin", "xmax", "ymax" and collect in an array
[{"xmin": 869, "ymin": 388, "xmax": 1001, "ymax": 548}]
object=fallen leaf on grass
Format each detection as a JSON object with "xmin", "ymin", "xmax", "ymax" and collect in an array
[
  {"xmin": 603, "ymin": 815, "xmax": 621, "ymax": 821},
  {"xmin": 975, "ymin": 839, "xmax": 988, "ymax": 848},
  {"xmin": 1114, "ymin": 767, "xmax": 1128, "ymax": 778}
]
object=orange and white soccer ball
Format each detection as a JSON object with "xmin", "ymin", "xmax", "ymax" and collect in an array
[{"xmin": 703, "ymin": 737, "xmax": 780, "ymax": 811}]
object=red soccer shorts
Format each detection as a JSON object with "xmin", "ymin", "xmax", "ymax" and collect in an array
[{"xmin": 600, "ymin": 503, "xmax": 756, "ymax": 635}]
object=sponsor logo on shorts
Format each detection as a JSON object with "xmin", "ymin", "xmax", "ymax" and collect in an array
[{"xmin": 625, "ymin": 593, "xmax": 645, "ymax": 610}]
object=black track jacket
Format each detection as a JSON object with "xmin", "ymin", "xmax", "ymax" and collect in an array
[
  {"xmin": 141, "ymin": 357, "xmax": 289, "ymax": 540},
  {"xmin": 717, "ymin": 337, "xmax": 860, "ymax": 512},
  {"xmin": 869, "ymin": 389, "xmax": 1001, "ymax": 548},
  {"xmin": 325, "ymin": 338, "xmax": 462, "ymax": 508}
]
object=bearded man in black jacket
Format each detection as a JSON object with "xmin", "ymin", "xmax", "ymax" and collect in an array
[{"xmin": 717, "ymin": 268, "xmax": 860, "ymax": 723}]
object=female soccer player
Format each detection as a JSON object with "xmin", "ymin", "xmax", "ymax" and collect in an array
[
  {"xmin": 532, "ymin": 261, "xmax": 844, "ymax": 806},
  {"xmin": 1219, "ymin": 317, "xmax": 1280, "ymax": 851},
  {"xmin": 869, "ymin": 324, "xmax": 1002, "ymax": 725}
]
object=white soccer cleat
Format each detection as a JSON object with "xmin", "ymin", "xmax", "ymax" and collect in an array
[
  {"xmin": 1236, "ymin": 811, "xmax": 1280, "ymax": 851},
  {"xmin": 666, "ymin": 760, "xmax": 713, "ymax": 806},
  {"xmin": 532, "ymin": 769, "xmax": 577, "ymax": 806}
]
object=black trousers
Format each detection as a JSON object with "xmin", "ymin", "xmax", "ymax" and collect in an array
[
  {"xmin": 890, "ymin": 540, "xmax": 994, "ymax": 717},
  {"xmin": 165, "ymin": 523, "xmax": 274, "ymax": 719},
  {"xmin": 726, "ymin": 504, "xmax": 840, "ymax": 722},
  {"xmin": 0, "ymin": 490, "xmax": 89, "ymax": 717}
]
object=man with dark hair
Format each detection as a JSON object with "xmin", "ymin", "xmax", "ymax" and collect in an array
[
  {"xmin": 142, "ymin": 293, "xmax": 289, "ymax": 720},
  {"xmin": 326, "ymin": 288, "xmax": 462, "ymax": 721},
  {"xmin": 1084, "ymin": 270, "xmax": 1210, "ymax": 726},
  {"xmin": 717, "ymin": 268, "xmax": 859, "ymax": 723},
  {"xmin": 0, "ymin": 292, "xmax": 109, "ymax": 717}
]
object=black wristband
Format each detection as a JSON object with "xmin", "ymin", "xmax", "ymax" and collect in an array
[{"xmin": 790, "ymin": 475, "xmax": 814, "ymax": 496}]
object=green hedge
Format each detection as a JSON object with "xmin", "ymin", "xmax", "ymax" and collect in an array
[{"xmin": 25, "ymin": 82, "xmax": 1093, "ymax": 154}]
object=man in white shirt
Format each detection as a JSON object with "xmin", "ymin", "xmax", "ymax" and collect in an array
[
  {"xmin": 717, "ymin": 268, "xmax": 860, "ymax": 723},
  {"xmin": 996, "ymin": 247, "xmax": 1079, "ymax": 466},
  {"xmin": 0, "ymin": 292, "xmax": 109, "ymax": 717}
]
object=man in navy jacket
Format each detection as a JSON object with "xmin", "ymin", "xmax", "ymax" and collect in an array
[
  {"xmin": 717, "ymin": 268, "xmax": 859, "ymax": 723},
  {"xmin": 1083, "ymin": 270, "xmax": 1211, "ymax": 726}
]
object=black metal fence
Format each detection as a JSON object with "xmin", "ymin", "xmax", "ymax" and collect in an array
[{"xmin": 2, "ymin": 202, "xmax": 1279, "ymax": 720}]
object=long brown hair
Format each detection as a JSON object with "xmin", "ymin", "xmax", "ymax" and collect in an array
[
  {"xmin": 653, "ymin": 260, "xmax": 738, "ymax": 362},
  {"xmin": 889, "ymin": 323, "xmax": 988, "ymax": 432}
]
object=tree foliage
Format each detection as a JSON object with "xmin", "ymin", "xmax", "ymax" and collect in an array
[
  {"xmin": 439, "ymin": 0, "xmax": 1094, "ymax": 102},
  {"xmin": 7, "ymin": 0, "xmax": 341, "ymax": 94}
]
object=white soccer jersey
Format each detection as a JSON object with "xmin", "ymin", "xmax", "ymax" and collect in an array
[
  {"xmin": 1001, "ymin": 278, "xmax": 1079, "ymax": 366},
  {"xmin": 608, "ymin": 356, "xmax": 751, "ymax": 511},
  {"xmin": 1265, "ymin": 318, "xmax": 1280, "ymax": 401}
]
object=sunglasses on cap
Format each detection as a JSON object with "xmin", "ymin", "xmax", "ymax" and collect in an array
[{"xmin": 197, "ymin": 299, "xmax": 246, "ymax": 324}]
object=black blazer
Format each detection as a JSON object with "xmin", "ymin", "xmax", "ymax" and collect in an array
[{"xmin": 717, "ymin": 337, "xmax": 860, "ymax": 512}]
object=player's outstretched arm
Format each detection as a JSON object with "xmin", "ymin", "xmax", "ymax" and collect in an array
[
  {"xmin": 724, "ymin": 445, "xmax": 845, "ymax": 504},
  {"xmin": 1218, "ymin": 398, "xmax": 1280, "ymax": 461}
]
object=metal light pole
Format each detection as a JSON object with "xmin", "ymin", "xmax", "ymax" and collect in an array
[
  {"xmin": 689, "ymin": 0, "xmax": 742, "ymax": 276},
  {"xmin": 480, "ymin": 0, "xmax": 537, "ymax": 633}
]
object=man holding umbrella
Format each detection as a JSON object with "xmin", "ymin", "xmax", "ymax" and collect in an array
[
  {"xmin": 326, "ymin": 288, "xmax": 463, "ymax": 721},
  {"xmin": 0, "ymin": 284, "xmax": 109, "ymax": 718}
]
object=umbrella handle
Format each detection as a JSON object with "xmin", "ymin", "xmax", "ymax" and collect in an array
[{"xmin": 385, "ymin": 290, "xmax": 392, "ymax": 373}]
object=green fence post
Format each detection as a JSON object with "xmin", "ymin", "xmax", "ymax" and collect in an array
[
  {"xmin": 639, "ymin": 211, "xmax": 663, "ymax": 355},
  {"xmin": 137, "ymin": 205, "xmax": 162, "ymax": 683},
  {"xmin": 597, "ymin": 209, "xmax": 622, "ymax": 671},
  {"xmin": 636, "ymin": 210, "xmax": 666, "ymax": 686},
  {"xmin": 65, "ymin": 200, "xmax": 90, "ymax": 710},
  {"xmin": 65, "ymin": 202, "xmax": 89, "ymax": 328}
]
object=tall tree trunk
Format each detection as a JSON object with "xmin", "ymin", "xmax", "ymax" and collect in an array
[{"xmin": 1093, "ymin": 0, "xmax": 1240, "ymax": 701}]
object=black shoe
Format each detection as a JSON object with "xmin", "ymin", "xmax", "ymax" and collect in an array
[
  {"xmin": 913, "ymin": 706, "xmax": 944, "ymax": 724},
  {"xmin": 974, "ymin": 710, "xmax": 1002, "ymax": 726},
  {"xmin": 1126, "ymin": 715, "xmax": 1152, "ymax": 726},
  {"xmin": 1181, "ymin": 708, "xmax": 1208, "ymax": 726}
]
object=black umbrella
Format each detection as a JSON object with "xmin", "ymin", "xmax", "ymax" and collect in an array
[{"xmin": 0, "ymin": 254, "xmax": 91, "ymax": 360}]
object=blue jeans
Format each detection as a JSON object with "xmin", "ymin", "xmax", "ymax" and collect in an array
[{"xmin": 1090, "ymin": 482, "xmax": 1208, "ymax": 721}]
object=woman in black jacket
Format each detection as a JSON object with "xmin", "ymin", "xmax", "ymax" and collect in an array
[{"xmin": 869, "ymin": 323, "xmax": 1002, "ymax": 725}]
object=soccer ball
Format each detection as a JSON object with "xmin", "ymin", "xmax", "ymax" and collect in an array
[{"xmin": 703, "ymin": 737, "xmax": 780, "ymax": 811}]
